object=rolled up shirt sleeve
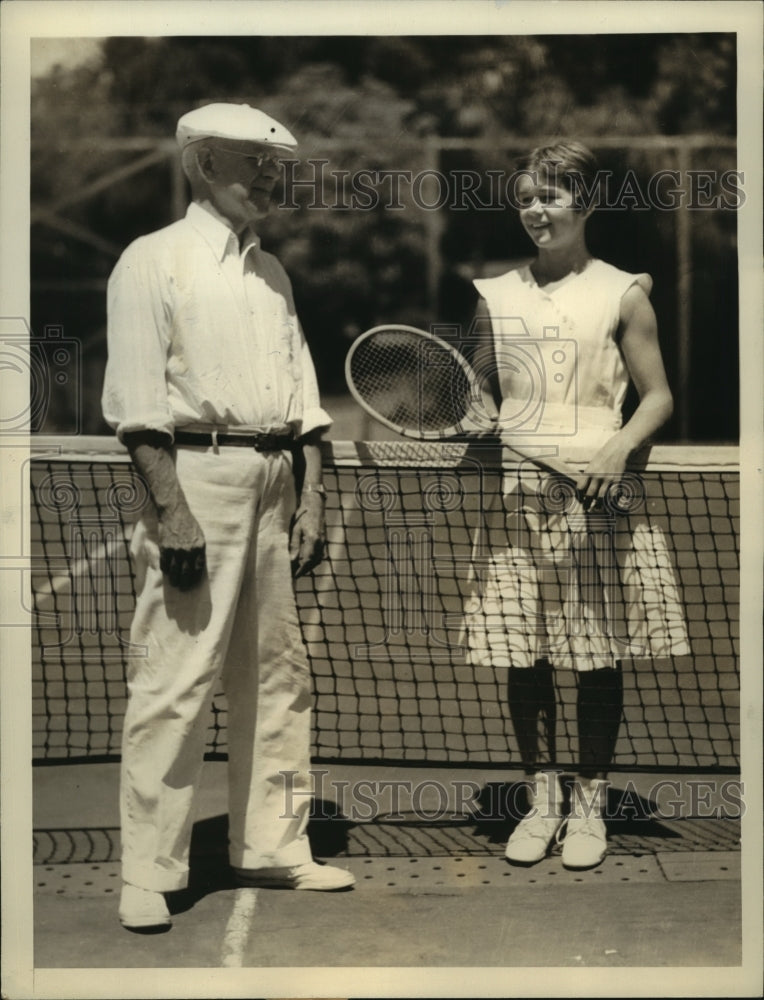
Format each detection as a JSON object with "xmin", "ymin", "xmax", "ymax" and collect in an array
[
  {"xmin": 101, "ymin": 240, "xmax": 175, "ymax": 442},
  {"xmin": 295, "ymin": 318, "xmax": 333, "ymax": 438}
]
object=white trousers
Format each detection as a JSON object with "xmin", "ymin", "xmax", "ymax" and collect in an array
[{"xmin": 121, "ymin": 446, "xmax": 313, "ymax": 892}]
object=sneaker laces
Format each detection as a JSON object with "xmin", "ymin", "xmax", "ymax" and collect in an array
[
  {"xmin": 507, "ymin": 772, "xmax": 564, "ymax": 845},
  {"xmin": 511, "ymin": 809, "xmax": 562, "ymax": 843},
  {"xmin": 556, "ymin": 812, "xmax": 605, "ymax": 846}
]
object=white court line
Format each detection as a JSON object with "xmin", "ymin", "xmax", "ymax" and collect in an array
[
  {"xmin": 220, "ymin": 887, "xmax": 258, "ymax": 967},
  {"xmin": 34, "ymin": 527, "xmax": 135, "ymax": 601}
]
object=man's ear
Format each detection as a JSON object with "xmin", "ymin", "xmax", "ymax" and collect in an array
[{"xmin": 196, "ymin": 144, "xmax": 216, "ymax": 184}]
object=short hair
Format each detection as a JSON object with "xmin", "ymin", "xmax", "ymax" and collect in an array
[{"xmin": 517, "ymin": 141, "xmax": 600, "ymax": 208}]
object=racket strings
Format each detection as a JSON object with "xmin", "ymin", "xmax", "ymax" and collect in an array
[{"xmin": 348, "ymin": 330, "xmax": 474, "ymax": 434}]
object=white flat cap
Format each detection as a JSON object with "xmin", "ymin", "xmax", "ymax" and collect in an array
[{"xmin": 176, "ymin": 103, "xmax": 298, "ymax": 152}]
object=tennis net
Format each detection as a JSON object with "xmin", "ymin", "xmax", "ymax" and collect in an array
[{"xmin": 30, "ymin": 436, "xmax": 740, "ymax": 771}]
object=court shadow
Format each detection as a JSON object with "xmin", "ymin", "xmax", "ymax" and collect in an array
[
  {"xmin": 167, "ymin": 797, "xmax": 353, "ymax": 914},
  {"xmin": 469, "ymin": 778, "xmax": 684, "ymax": 847},
  {"xmin": 166, "ymin": 814, "xmax": 234, "ymax": 914},
  {"xmin": 307, "ymin": 797, "xmax": 354, "ymax": 857},
  {"xmin": 470, "ymin": 781, "xmax": 530, "ymax": 845},
  {"xmin": 601, "ymin": 782, "xmax": 685, "ymax": 841}
]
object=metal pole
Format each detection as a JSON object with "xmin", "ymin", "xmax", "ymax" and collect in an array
[
  {"xmin": 424, "ymin": 137, "xmax": 444, "ymax": 319},
  {"xmin": 676, "ymin": 142, "xmax": 692, "ymax": 441}
]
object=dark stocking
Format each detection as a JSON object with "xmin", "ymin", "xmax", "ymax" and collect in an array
[
  {"xmin": 507, "ymin": 658, "xmax": 557, "ymax": 774},
  {"xmin": 576, "ymin": 663, "xmax": 624, "ymax": 780}
]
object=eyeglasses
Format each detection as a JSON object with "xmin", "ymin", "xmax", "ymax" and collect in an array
[{"xmin": 213, "ymin": 146, "xmax": 283, "ymax": 170}]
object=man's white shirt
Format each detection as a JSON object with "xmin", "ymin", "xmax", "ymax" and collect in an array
[{"xmin": 102, "ymin": 201, "xmax": 331, "ymax": 441}]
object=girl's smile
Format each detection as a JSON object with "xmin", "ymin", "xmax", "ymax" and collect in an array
[{"xmin": 515, "ymin": 172, "xmax": 590, "ymax": 253}]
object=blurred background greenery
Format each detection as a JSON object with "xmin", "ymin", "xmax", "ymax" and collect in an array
[{"xmin": 30, "ymin": 33, "xmax": 738, "ymax": 441}]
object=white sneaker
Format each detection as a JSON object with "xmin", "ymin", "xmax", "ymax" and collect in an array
[
  {"xmin": 505, "ymin": 772, "xmax": 563, "ymax": 865},
  {"xmin": 118, "ymin": 883, "xmax": 172, "ymax": 931},
  {"xmin": 560, "ymin": 779, "xmax": 608, "ymax": 869},
  {"xmin": 232, "ymin": 860, "xmax": 355, "ymax": 891}
]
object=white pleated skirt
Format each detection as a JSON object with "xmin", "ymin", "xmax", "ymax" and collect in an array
[{"xmin": 461, "ymin": 466, "xmax": 691, "ymax": 672}]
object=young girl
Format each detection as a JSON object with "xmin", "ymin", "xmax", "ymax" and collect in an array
[{"xmin": 464, "ymin": 141, "xmax": 690, "ymax": 869}]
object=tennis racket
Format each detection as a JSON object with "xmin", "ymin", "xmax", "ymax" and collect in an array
[{"xmin": 345, "ymin": 324, "xmax": 578, "ymax": 481}]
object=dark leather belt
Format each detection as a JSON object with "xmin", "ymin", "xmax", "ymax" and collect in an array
[{"xmin": 174, "ymin": 430, "xmax": 294, "ymax": 452}]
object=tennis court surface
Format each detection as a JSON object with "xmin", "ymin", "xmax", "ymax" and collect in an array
[{"xmin": 34, "ymin": 761, "xmax": 746, "ymax": 972}]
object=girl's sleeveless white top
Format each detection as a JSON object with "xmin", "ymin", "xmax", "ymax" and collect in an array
[{"xmin": 474, "ymin": 260, "xmax": 652, "ymax": 459}]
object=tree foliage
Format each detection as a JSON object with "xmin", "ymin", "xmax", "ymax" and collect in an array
[
  {"xmin": 31, "ymin": 34, "xmax": 738, "ymax": 439},
  {"xmin": 33, "ymin": 34, "xmax": 737, "ymax": 140}
]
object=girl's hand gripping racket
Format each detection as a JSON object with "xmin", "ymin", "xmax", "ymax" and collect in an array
[{"xmin": 345, "ymin": 324, "xmax": 578, "ymax": 482}]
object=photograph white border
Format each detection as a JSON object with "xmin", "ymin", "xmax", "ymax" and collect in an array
[{"xmin": 2, "ymin": 2, "xmax": 762, "ymax": 997}]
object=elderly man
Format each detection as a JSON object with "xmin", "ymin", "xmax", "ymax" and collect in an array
[{"xmin": 102, "ymin": 103, "xmax": 354, "ymax": 932}]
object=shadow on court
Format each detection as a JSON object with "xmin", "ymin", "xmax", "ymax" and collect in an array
[
  {"xmin": 167, "ymin": 798, "xmax": 353, "ymax": 916},
  {"xmin": 470, "ymin": 780, "xmax": 683, "ymax": 846},
  {"xmin": 32, "ymin": 762, "xmax": 744, "ymax": 971}
]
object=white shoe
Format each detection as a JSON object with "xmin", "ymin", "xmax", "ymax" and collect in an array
[
  {"xmin": 560, "ymin": 779, "xmax": 608, "ymax": 869},
  {"xmin": 232, "ymin": 860, "xmax": 355, "ymax": 891},
  {"xmin": 118, "ymin": 882, "xmax": 172, "ymax": 931},
  {"xmin": 505, "ymin": 772, "xmax": 563, "ymax": 865}
]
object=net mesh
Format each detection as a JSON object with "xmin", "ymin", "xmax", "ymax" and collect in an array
[
  {"xmin": 30, "ymin": 437, "xmax": 740, "ymax": 771},
  {"xmin": 347, "ymin": 329, "xmax": 474, "ymax": 434}
]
